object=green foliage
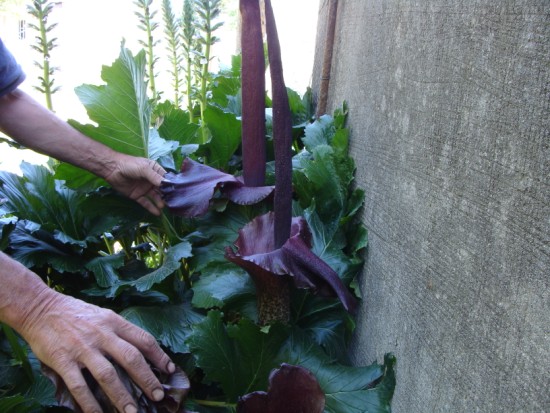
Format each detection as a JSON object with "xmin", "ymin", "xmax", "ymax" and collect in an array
[
  {"xmin": 27, "ymin": 0, "xmax": 59, "ymax": 110},
  {"xmin": 162, "ymin": 0, "xmax": 183, "ymax": 104},
  {"xmin": 134, "ymin": 0, "xmax": 160, "ymax": 100},
  {"xmin": 0, "ymin": 28, "xmax": 395, "ymax": 412}
]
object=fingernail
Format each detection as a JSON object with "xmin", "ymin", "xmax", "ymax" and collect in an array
[
  {"xmin": 124, "ymin": 404, "xmax": 138, "ymax": 413},
  {"xmin": 167, "ymin": 361, "xmax": 176, "ymax": 373},
  {"xmin": 152, "ymin": 388, "xmax": 165, "ymax": 401}
]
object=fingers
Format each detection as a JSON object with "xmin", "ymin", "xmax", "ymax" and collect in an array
[
  {"xmin": 136, "ymin": 191, "xmax": 165, "ymax": 216},
  {"xmin": 82, "ymin": 354, "xmax": 141, "ymax": 413},
  {"xmin": 108, "ymin": 337, "xmax": 167, "ymax": 402},
  {"xmin": 144, "ymin": 159, "xmax": 167, "ymax": 187},
  {"xmin": 116, "ymin": 320, "xmax": 175, "ymax": 375},
  {"xmin": 61, "ymin": 367, "xmax": 103, "ymax": 413}
]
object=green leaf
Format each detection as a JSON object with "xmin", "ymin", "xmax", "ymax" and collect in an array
[
  {"xmin": 187, "ymin": 310, "xmax": 288, "ymax": 401},
  {"xmin": 148, "ymin": 128, "xmax": 179, "ymax": 163},
  {"xmin": 8, "ymin": 220, "xmax": 85, "ymax": 273},
  {"xmin": 0, "ymin": 163, "xmax": 91, "ymax": 240},
  {"xmin": 121, "ymin": 302, "xmax": 203, "ymax": 354},
  {"xmin": 85, "ymin": 253, "xmax": 125, "ymax": 288},
  {"xmin": 303, "ymin": 205, "xmax": 352, "ymax": 279},
  {"xmin": 292, "ymin": 294, "xmax": 354, "ymax": 364},
  {"xmin": 225, "ymin": 319, "xmax": 289, "ymax": 396},
  {"xmin": 287, "ymin": 87, "xmax": 310, "ymax": 126},
  {"xmin": 279, "ymin": 330, "xmax": 395, "ymax": 413},
  {"xmin": 157, "ymin": 104, "xmax": 201, "ymax": 145},
  {"xmin": 190, "ymin": 204, "xmax": 259, "ymax": 271},
  {"xmin": 302, "ymin": 115, "xmax": 334, "ymax": 152},
  {"xmin": 23, "ymin": 374, "xmax": 56, "ymax": 409},
  {"xmin": 0, "ymin": 395, "xmax": 30, "ymax": 413},
  {"xmin": 298, "ymin": 145, "xmax": 355, "ymax": 236},
  {"xmin": 53, "ymin": 161, "xmax": 105, "ymax": 193},
  {"xmin": 191, "ymin": 268, "xmax": 255, "ymax": 309},
  {"xmin": 1, "ymin": 325, "xmax": 32, "ymax": 381},
  {"xmin": 202, "ymin": 105, "xmax": 241, "ymax": 169},
  {"xmin": 73, "ymin": 47, "xmax": 151, "ymax": 157},
  {"xmin": 129, "ymin": 240, "xmax": 193, "ymax": 291}
]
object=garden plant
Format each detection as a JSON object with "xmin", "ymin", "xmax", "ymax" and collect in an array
[{"xmin": 0, "ymin": 0, "xmax": 396, "ymax": 411}]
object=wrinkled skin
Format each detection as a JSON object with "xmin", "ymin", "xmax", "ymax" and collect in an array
[
  {"xmin": 105, "ymin": 154, "xmax": 167, "ymax": 216},
  {"xmin": 19, "ymin": 289, "xmax": 175, "ymax": 413}
]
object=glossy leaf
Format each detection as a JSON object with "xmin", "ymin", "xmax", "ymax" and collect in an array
[
  {"xmin": 278, "ymin": 330, "xmax": 396, "ymax": 413},
  {"xmin": 121, "ymin": 302, "xmax": 203, "ymax": 354},
  {"xmin": 186, "ymin": 310, "xmax": 288, "ymax": 401},
  {"xmin": 191, "ymin": 268, "xmax": 256, "ymax": 309},
  {"xmin": 203, "ymin": 105, "xmax": 242, "ymax": 170}
]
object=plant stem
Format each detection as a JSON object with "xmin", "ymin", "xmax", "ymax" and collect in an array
[
  {"xmin": 240, "ymin": 0, "xmax": 266, "ymax": 187},
  {"xmin": 28, "ymin": 0, "xmax": 58, "ymax": 111},
  {"xmin": 193, "ymin": 399, "xmax": 237, "ymax": 408},
  {"xmin": 182, "ymin": 0, "xmax": 195, "ymax": 121},
  {"xmin": 199, "ymin": 18, "xmax": 212, "ymax": 143},
  {"xmin": 265, "ymin": 0, "xmax": 292, "ymax": 248},
  {"xmin": 162, "ymin": 0, "xmax": 182, "ymax": 104}
]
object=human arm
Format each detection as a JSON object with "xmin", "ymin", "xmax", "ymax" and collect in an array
[
  {"xmin": 0, "ymin": 88, "xmax": 166, "ymax": 215},
  {"xmin": 0, "ymin": 251, "xmax": 176, "ymax": 413}
]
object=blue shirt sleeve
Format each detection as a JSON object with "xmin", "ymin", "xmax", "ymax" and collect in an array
[{"xmin": 0, "ymin": 38, "xmax": 26, "ymax": 97}]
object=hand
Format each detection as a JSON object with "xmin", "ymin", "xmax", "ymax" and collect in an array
[
  {"xmin": 104, "ymin": 155, "xmax": 167, "ymax": 216},
  {"xmin": 18, "ymin": 290, "xmax": 175, "ymax": 413}
]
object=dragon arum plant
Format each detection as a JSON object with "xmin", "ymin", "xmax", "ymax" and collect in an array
[{"xmin": 0, "ymin": 1, "xmax": 396, "ymax": 412}]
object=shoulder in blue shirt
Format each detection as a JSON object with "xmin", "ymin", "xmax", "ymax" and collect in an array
[{"xmin": 0, "ymin": 38, "xmax": 26, "ymax": 97}]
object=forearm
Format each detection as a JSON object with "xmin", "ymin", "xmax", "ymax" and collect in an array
[
  {"xmin": 0, "ymin": 89, "xmax": 121, "ymax": 180},
  {"xmin": 0, "ymin": 251, "xmax": 56, "ymax": 333}
]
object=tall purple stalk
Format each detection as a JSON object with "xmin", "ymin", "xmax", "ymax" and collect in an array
[
  {"xmin": 264, "ymin": 0, "xmax": 293, "ymax": 249},
  {"xmin": 240, "ymin": 0, "xmax": 266, "ymax": 187}
]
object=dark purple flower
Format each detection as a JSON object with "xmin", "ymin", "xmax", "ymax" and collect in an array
[
  {"xmin": 237, "ymin": 364, "xmax": 325, "ymax": 413},
  {"xmin": 225, "ymin": 212, "xmax": 358, "ymax": 318},
  {"xmin": 161, "ymin": 158, "xmax": 274, "ymax": 218}
]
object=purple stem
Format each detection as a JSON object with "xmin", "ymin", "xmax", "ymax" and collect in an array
[
  {"xmin": 240, "ymin": 0, "xmax": 266, "ymax": 187},
  {"xmin": 265, "ymin": 0, "xmax": 293, "ymax": 248}
]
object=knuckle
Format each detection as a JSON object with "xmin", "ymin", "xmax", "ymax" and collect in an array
[
  {"xmin": 139, "ymin": 332, "xmax": 159, "ymax": 352},
  {"xmin": 95, "ymin": 365, "xmax": 118, "ymax": 385},
  {"xmin": 66, "ymin": 381, "xmax": 89, "ymax": 397},
  {"xmin": 122, "ymin": 347, "xmax": 145, "ymax": 369}
]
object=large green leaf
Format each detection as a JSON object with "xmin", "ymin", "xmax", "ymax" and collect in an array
[
  {"xmin": 292, "ymin": 293, "xmax": 354, "ymax": 364},
  {"xmin": 0, "ymin": 164, "xmax": 86, "ymax": 239},
  {"xmin": 85, "ymin": 253, "xmax": 125, "ymax": 288},
  {"xmin": 302, "ymin": 204, "xmax": 362, "ymax": 286},
  {"xmin": 121, "ymin": 302, "xmax": 203, "ymax": 354},
  {"xmin": 74, "ymin": 47, "xmax": 151, "ymax": 157},
  {"xmin": 8, "ymin": 220, "xmax": 85, "ymax": 273},
  {"xmin": 191, "ymin": 267, "xmax": 255, "ymax": 309},
  {"xmin": 202, "ymin": 105, "xmax": 242, "ymax": 170},
  {"xmin": 157, "ymin": 103, "xmax": 200, "ymax": 146},
  {"xmin": 55, "ymin": 47, "xmax": 154, "ymax": 189},
  {"xmin": 302, "ymin": 115, "xmax": 335, "ymax": 153},
  {"xmin": 278, "ymin": 329, "xmax": 395, "ymax": 413},
  {"xmin": 186, "ymin": 310, "xmax": 288, "ymax": 401}
]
